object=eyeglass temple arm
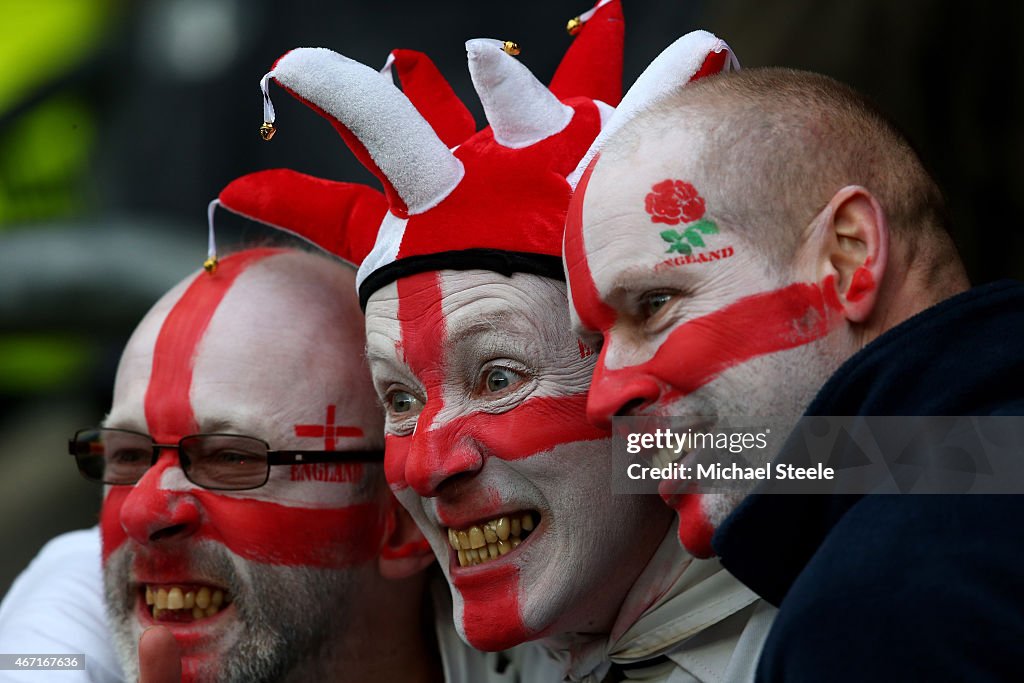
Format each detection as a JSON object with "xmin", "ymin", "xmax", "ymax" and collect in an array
[{"xmin": 268, "ymin": 450, "xmax": 385, "ymax": 465}]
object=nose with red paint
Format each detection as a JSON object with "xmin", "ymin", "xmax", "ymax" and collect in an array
[
  {"xmin": 587, "ymin": 364, "xmax": 663, "ymax": 429},
  {"xmin": 119, "ymin": 452, "xmax": 202, "ymax": 545},
  {"xmin": 404, "ymin": 428, "xmax": 485, "ymax": 497}
]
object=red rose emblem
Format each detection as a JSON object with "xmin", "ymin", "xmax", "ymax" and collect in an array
[{"xmin": 645, "ymin": 179, "xmax": 706, "ymax": 225}]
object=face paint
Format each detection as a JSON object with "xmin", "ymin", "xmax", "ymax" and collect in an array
[
  {"xmin": 100, "ymin": 250, "xmax": 391, "ymax": 683},
  {"xmin": 570, "ymin": 147, "xmax": 849, "ymax": 556},
  {"xmin": 293, "ymin": 404, "xmax": 365, "ymax": 449},
  {"xmin": 846, "ymin": 258, "xmax": 876, "ymax": 303},
  {"xmin": 564, "ymin": 155, "xmax": 617, "ymax": 334},
  {"xmin": 645, "ymin": 179, "xmax": 707, "ymax": 227},
  {"xmin": 367, "ymin": 270, "xmax": 671, "ymax": 651},
  {"xmin": 144, "ymin": 249, "xmax": 276, "ymax": 442},
  {"xmin": 589, "ymin": 278, "xmax": 843, "ymax": 420}
]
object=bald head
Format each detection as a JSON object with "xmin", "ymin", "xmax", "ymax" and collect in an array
[
  {"xmin": 603, "ymin": 67, "xmax": 959, "ymax": 279},
  {"xmin": 99, "ymin": 248, "xmax": 442, "ymax": 683},
  {"xmin": 110, "ymin": 248, "xmax": 382, "ymax": 449}
]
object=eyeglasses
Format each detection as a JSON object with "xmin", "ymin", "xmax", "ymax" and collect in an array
[{"xmin": 69, "ymin": 427, "xmax": 384, "ymax": 491}]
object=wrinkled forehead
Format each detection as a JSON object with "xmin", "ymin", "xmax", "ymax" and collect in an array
[
  {"xmin": 365, "ymin": 269, "xmax": 570, "ymax": 352},
  {"xmin": 109, "ymin": 252, "xmax": 379, "ymax": 444}
]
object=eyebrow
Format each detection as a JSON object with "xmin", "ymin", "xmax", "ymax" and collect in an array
[
  {"xmin": 197, "ymin": 417, "xmax": 248, "ymax": 434},
  {"xmin": 445, "ymin": 314, "xmax": 524, "ymax": 347},
  {"xmin": 607, "ymin": 263, "xmax": 672, "ymax": 296}
]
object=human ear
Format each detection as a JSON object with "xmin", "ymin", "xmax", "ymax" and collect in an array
[
  {"xmin": 816, "ymin": 185, "xmax": 889, "ymax": 323},
  {"xmin": 377, "ymin": 493, "xmax": 436, "ymax": 579}
]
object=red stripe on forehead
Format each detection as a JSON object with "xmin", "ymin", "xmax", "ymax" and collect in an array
[
  {"xmin": 565, "ymin": 154, "xmax": 617, "ymax": 332},
  {"xmin": 386, "ymin": 272, "xmax": 448, "ymax": 490},
  {"xmin": 144, "ymin": 249, "xmax": 282, "ymax": 440}
]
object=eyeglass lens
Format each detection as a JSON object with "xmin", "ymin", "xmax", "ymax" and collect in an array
[{"xmin": 72, "ymin": 429, "xmax": 272, "ymax": 490}]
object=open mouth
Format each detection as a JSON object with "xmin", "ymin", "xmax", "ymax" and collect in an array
[
  {"xmin": 143, "ymin": 584, "xmax": 233, "ymax": 622},
  {"xmin": 446, "ymin": 512, "xmax": 538, "ymax": 568}
]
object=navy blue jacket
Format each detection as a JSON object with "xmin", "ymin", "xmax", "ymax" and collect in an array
[{"xmin": 714, "ymin": 281, "xmax": 1024, "ymax": 682}]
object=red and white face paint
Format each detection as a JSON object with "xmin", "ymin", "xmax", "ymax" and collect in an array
[
  {"xmin": 365, "ymin": 270, "xmax": 672, "ymax": 651},
  {"xmin": 565, "ymin": 148, "xmax": 850, "ymax": 557},
  {"xmin": 100, "ymin": 250, "xmax": 391, "ymax": 683}
]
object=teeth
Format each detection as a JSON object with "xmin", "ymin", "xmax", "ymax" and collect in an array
[
  {"xmin": 654, "ymin": 447, "xmax": 676, "ymax": 469},
  {"xmin": 167, "ymin": 588, "xmax": 184, "ymax": 610},
  {"xmin": 144, "ymin": 584, "xmax": 228, "ymax": 621},
  {"xmin": 448, "ymin": 513, "xmax": 537, "ymax": 567}
]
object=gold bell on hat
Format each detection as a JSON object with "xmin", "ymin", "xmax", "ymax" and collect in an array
[
  {"xmin": 259, "ymin": 121, "xmax": 276, "ymax": 141},
  {"xmin": 502, "ymin": 40, "xmax": 521, "ymax": 56},
  {"xmin": 566, "ymin": 16, "xmax": 583, "ymax": 36},
  {"xmin": 203, "ymin": 256, "xmax": 219, "ymax": 274}
]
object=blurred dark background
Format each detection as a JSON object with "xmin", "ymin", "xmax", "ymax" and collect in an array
[{"xmin": 2, "ymin": 0, "xmax": 1022, "ymax": 595}]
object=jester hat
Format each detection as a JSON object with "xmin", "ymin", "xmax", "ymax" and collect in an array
[{"xmin": 252, "ymin": 0, "xmax": 735, "ymax": 307}]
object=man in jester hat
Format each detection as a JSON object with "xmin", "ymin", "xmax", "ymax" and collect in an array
[{"xmin": 256, "ymin": 2, "xmax": 774, "ymax": 680}]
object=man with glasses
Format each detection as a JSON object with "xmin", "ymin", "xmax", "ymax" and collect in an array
[{"xmin": 2, "ymin": 246, "xmax": 443, "ymax": 682}]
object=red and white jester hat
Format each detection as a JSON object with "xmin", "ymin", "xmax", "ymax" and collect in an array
[{"xmin": 253, "ymin": 0, "xmax": 735, "ymax": 307}]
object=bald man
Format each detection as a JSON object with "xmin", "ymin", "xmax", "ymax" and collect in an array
[
  {"xmin": 2, "ymin": 248, "xmax": 446, "ymax": 683},
  {"xmin": 566, "ymin": 67, "xmax": 1024, "ymax": 680}
]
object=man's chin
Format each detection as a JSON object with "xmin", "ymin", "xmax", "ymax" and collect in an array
[
  {"xmin": 658, "ymin": 486, "xmax": 747, "ymax": 558},
  {"xmin": 135, "ymin": 602, "xmax": 241, "ymax": 670}
]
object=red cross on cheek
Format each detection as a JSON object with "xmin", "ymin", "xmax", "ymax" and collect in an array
[{"xmin": 293, "ymin": 405, "xmax": 364, "ymax": 449}]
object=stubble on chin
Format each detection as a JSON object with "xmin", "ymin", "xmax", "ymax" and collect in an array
[{"xmin": 103, "ymin": 542, "xmax": 364, "ymax": 683}]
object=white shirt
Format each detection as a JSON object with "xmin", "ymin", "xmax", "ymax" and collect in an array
[{"xmin": 0, "ymin": 528, "xmax": 124, "ymax": 683}]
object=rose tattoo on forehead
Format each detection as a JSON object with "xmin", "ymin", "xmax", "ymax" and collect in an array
[{"xmin": 645, "ymin": 179, "xmax": 721, "ymax": 256}]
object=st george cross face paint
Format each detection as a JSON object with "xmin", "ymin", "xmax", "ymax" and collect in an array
[
  {"xmin": 365, "ymin": 270, "xmax": 672, "ymax": 651},
  {"xmin": 566, "ymin": 142, "xmax": 849, "ymax": 557},
  {"xmin": 100, "ymin": 250, "xmax": 390, "ymax": 683}
]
